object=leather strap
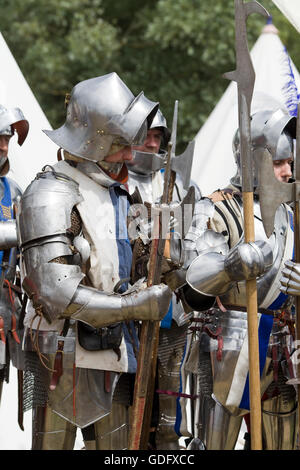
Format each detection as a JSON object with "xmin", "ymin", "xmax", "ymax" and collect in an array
[
  {"xmin": 11, "ymin": 313, "xmax": 20, "ymax": 344},
  {"xmin": 104, "ymin": 370, "xmax": 111, "ymax": 393},
  {"xmin": 217, "ymin": 335, "xmax": 224, "ymax": 361},
  {"xmin": 49, "ymin": 320, "xmax": 70, "ymax": 391},
  {"xmin": 49, "ymin": 340, "xmax": 64, "ymax": 391},
  {"xmin": 3, "ymin": 279, "xmax": 21, "ymax": 343},
  {"xmin": 17, "ymin": 370, "xmax": 24, "ymax": 431}
]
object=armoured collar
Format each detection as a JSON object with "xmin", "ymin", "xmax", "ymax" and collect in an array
[
  {"xmin": 126, "ymin": 149, "xmax": 166, "ymax": 176},
  {"xmin": 76, "ymin": 160, "xmax": 128, "ymax": 188},
  {"xmin": 64, "ymin": 150, "xmax": 128, "ymax": 188}
]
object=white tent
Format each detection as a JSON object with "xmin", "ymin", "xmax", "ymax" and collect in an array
[
  {"xmin": 192, "ymin": 22, "xmax": 300, "ymax": 196},
  {"xmin": 0, "ymin": 32, "xmax": 85, "ymax": 451},
  {"xmin": 0, "ymin": 31, "xmax": 57, "ymax": 191},
  {"xmin": 272, "ymin": 0, "xmax": 300, "ymax": 33}
]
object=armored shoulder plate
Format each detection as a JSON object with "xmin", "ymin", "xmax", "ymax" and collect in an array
[{"xmin": 17, "ymin": 167, "xmax": 83, "ymax": 248}]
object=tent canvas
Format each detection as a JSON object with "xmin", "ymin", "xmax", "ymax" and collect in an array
[
  {"xmin": 192, "ymin": 22, "xmax": 300, "ymax": 196},
  {"xmin": 0, "ymin": 32, "xmax": 75, "ymax": 450},
  {"xmin": 272, "ymin": 0, "xmax": 300, "ymax": 33},
  {"xmin": 0, "ymin": 31, "xmax": 57, "ymax": 192}
]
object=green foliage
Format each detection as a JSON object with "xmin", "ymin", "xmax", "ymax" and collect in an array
[{"xmin": 0, "ymin": 0, "xmax": 299, "ymax": 149}]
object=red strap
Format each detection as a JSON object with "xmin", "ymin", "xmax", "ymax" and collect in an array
[
  {"xmin": 49, "ymin": 340, "xmax": 64, "ymax": 391},
  {"xmin": 11, "ymin": 313, "xmax": 20, "ymax": 344},
  {"xmin": 216, "ymin": 296, "xmax": 227, "ymax": 312},
  {"xmin": 0, "ymin": 316, "xmax": 5, "ymax": 344},
  {"xmin": 203, "ymin": 324, "xmax": 222, "ymax": 339},
  {"xmin": 156, "ymin": 389, "xmax": 199, "ymax": 400},
  {"xmin": 3, "ymin": 280, "xmax": 21, "ymax": 343},
  {"xmin": 105, "ymin": 370, "xmax": 111, "ymax": 393},
  {"xmin": 217, "ymin": 335, "xmax": 224, "ymax": 361}
]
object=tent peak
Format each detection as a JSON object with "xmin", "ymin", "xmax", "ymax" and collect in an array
[
  {"xmin": 262, "ymin": 17, "xmax": 279, "ymax": 35},
  {"xmin": 262, "ymin": 22, "xmax": 279, "ymax": 34}
]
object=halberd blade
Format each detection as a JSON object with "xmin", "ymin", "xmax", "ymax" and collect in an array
[{"xmin": 171, "ymin": 140, "xmax": 195, "ymax": 190}]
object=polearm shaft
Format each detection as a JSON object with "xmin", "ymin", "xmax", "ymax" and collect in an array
[
  {"xmin": 128, "ymin": 145, "xmax": 171, "ymax": 450},
  {"xmin": 129, "ymin": 102, "xmax": 178, "ymax": 450},
  {"xmin": 243, "ymin": 193, "xmax": 262, "ymax": 450},
  {"xmin": 239, "ymin": 87, "xmax": 262, "ymax": 450},
  {"xmin": 224, "ymin": 0, "xmax": 268, "ymax": 450},
  {"xmin": 294, "ymin": 104, "xmax": 300, "ymax": 446}
]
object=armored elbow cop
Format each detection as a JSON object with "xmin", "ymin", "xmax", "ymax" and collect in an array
[{"xmin": 186, "ymin": 240, "xmax": 273, "ymax": 297}]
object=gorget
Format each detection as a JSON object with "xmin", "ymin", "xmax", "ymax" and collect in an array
[
  {"xmin": 126, "ymin": 169, "xmax": 197, "ymax": 204},
  {"xmin": 127, "ymin": 170, "xmax": 163, "ymax": 204},
  {"xmin": 76, "ymin": 160, "xmax": 125, "ymax": 189}
]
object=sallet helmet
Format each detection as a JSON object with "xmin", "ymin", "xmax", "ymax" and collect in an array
[
  {"xmin": 43, "ymin": 73, "xmax": 159, "ymax": 163},
  {"xmin": 0, "ymin": 104, "xmax": 29, "ymax": 145},
  {"xmin": 0, "ymin": 104, "xmax": 29, "ymax": 175},
  {"xmin": 231, "ymin": 105, "xmax": 296, "ymax": 188}
]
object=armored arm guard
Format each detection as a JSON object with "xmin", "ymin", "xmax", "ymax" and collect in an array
[
  {"xmin": 176, "ymin": 197, "xmax": 273, "ymax": 310},
  {"xmin": 0, "ymin": 178, "xmax": 22, "ymax": 250},
  {"xmin": 18, "ymin": 168, "xmax": 172, "ymax": 325},
  {"xmin": 186, "ymin": 239, "xmax": 273, "ymax": 297},
  {"xmin": 0, "ymin": 220, "xmax": 18, "ymax": 249}
]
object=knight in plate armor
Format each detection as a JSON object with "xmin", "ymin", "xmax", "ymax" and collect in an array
[
  {"xmin": 0, "ymin": 104, "xmax": 28, "ymax": 413},
  {"xmin": 125, "ymin": 108, "xmax": 201, "ymax": 449},
  {"xmin": 15, "ymin": 73, "xmax": 172, "ymax": 450},
  {"xmin": 177, "ymin": 103, "xmax": 298, "ymax": 450}
]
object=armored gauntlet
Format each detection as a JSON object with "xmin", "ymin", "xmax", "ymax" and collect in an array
[
  {"xmin": 64, "ymin": 282, "xmax": 172, "ymax": 328},
  {"xmin": 186, "ymin": 240, "xmax": 273, "ymax": 297}
]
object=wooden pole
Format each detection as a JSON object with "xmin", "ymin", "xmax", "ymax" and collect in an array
[
  {"xmin": 129, "ymin": 143, "xmax": 173, "ymax": 450},
  {"xmin": 243, "ymin": 191, "xmax": 262, "ymax": 450}
]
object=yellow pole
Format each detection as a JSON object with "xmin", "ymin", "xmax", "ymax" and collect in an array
[{"xmin": 243, "ymin": 191, "xmax": 262, "ymax": 450}]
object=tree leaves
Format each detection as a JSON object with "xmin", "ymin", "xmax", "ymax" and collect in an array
[{"xmin": 0, "ymin": 0, "xmax": 299, "ymax": 149}]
